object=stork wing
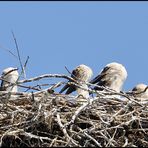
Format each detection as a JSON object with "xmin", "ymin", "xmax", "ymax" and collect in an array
[
  {"xmin": 65, "ymin": 85, "xmax": 76, "ymax": 94},
  {"xmin": 59, "ymin": 83, "xmax": 70, "ymax": 94},
  {"xmin": 59, "ymin": 67, "xmax": 78, "ymax": 94},
  {"xmin": 90, "ymin": 66, "xmax": 109, "ymax": 84}
]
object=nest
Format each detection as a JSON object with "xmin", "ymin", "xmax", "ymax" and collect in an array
[{"xmin": 0, "ymin": 75, "xmax": 148, "ymax": 147}]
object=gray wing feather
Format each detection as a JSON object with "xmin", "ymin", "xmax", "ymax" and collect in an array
[
  {"xmin": 65, "ymin": 85, "xmax": 76, "ymax": 94},
  {"xmin": 59, "ymin": 68, "xmax": 78, "ymax": 94},
  {"xmin": 59, "ymin": 84, "xmax": 70, "ymax": 93}
]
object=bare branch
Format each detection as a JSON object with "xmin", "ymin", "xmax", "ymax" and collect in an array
[{"xmin": 11, "ymin": 30, "xmax": 26, "ymax": 78}]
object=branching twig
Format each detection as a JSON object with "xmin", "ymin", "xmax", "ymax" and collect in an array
[
  {"xmin": 11, "ymin": 30, "xmax": 26, "ymax": 78},
  {"xmin": 18, "ymin": 74, "xmax": 75, "ymax": 84}
]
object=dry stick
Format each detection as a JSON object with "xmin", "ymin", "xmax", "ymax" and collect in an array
[
  {"xmin": 0, "ymin": 77, "xmax": 41, "ymax": 92},
  {"xmin": 0, "ymin": 117, "xmax": 35, "ymax": 130},
  {"xmin": 18, "ymin": 84, "xmax": 41, "ymax": 91},
  {"xmin": 18, "ymin": 56, "xmax": 29, "ymax": 90},
  {"xmin": 18, "ymin": 74, "xmax": 75, "ymax": 84},
  {"xmin": 128, "ymin": 128, "xmax": 148, "ymax": 131},
  {"xmin": 0, "ymin": 91, "xmax": 27, "ymax": 97},
  {"xmin": 23, "ymin": 131, "xmax": 52, "ymax": 142},
  {"xmin": 24, "ymin": 56, "xmax": 29, "ymax": 71},
  {"xmin": 84, "ymin": 132, "xmax": 102, "ymax": 147},
  {"xmin": 87, "ymin": 82, "xmax": 134, "ymax": 101},
  {"xmin": 109, "ymin": 106, "xmax": 133, "ymax": 124},
  {"xmin": 32, "ymin": 81, "xmax": 64, "ymax": 96},
  {"xmin": 49, "ymin": 138, "xmax": 68, "ymax": 146},
  {"xmin": 16, "ymin": 80, "xmax": 62, "ymax": 92},
  {"xmin": 77, "ymin": 127, "xmax": 102, "ymax": 147},
  {"xmin": 2, "ymin": 129, "xmax": 52, "ymax": 143},
  {"xmin": 32, "ymin": 103, "xmax": 42, "ymax": 121},
  {"xmin": 136, "ymin": 116, "xmax": 146, "ymax": 134},
  {"xmin": 98, "ymin": 131, "xmax": 114, "ymax": 146},
  {"xmin": 64, "ymin": 66, "xmax": 77, "ymax": 80},
  {"xmin": 19, "ymin": 55, "xmax": 30, "ymax": 86},
  {"xmin": 18, "ymin": 73, "xmax": 94, "ymax": 96},
  {"xmin": 0, "ymin": 44, "xmax": 18, "ymax": 59},
  {"xmin": 122, "ymin": 137, "xmax": 128, "ymax": 147},
  {"xmin": 24, "ymin": 83, "xmax": 48, "ymax": 92},
  {"xmin": 0, "ymin": 82, "xmax": 63, "ymax": 100},
  {"xmin": 101, "ymin": 90, "xmax": 143, "ymax": 107},
  {"xmin": 56, "ymin": 112, "xmax": 78, "ymax": 146},
  {"xmin": 11, "ymin": 31, "xmax": 26, "ymax": 78},
  {"xmin": 49, "ymin": 137, "xmax": 57, "ymax": 147},
  {"xmin": 7, "ymin": 104, "xmax": 32, "ymax": 114},
  {"xmin": 1, "ymin": 74, "xmax": 65, "ymax": 93},
  {"xmin": 64, "ymin": 66, "xmax": 72, "ymax": 75},
  {"xmin": 65, "ymin": 101, "xmax": 90, "ymax": 127},
  {"xmin": 47, "ymin": 81, "xmax": 63, "ymax": 91},
  {"xmin": 56, "ymin": 112, "xmax": 71, "ymax": 141},
  {"xmin": 106, "ymin": 128, "xmax": 117, "ymax": 147},
  {"xmin": 99, "ymin": 116, "xmax": 111, "ymax": 126},
  {"xmin": 118, "ymin": 116, "xmax": 140, "ymax": 127}
]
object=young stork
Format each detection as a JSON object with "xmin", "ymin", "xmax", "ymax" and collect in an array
[
  {"xmin": 90, "ymin": 62, "xmax": 127, "ymax": 93},
  {"xmin": 132, "ymin": 83, "xmax": 148, "ymax": 102},
  {"xmin": 60, "ymin": 64, "xmax": 93, "ymax": 101}
]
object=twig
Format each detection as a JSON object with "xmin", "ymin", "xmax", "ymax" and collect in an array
[
  {"xmin": 64, "ymin": 66, "xmax": 77, "ymax": 80},
  {"xmin": 18, "ymin": 74, "xmax": 75, "ymax": 84},
  {"xmin": 122, "ymin": 137, "xmax": 128, "ymax": 147},
  {"xmin": 24, "ymin": 56, "xmax": 29, "ymax": 71},
  {"xmin": 106, "ymin": 128, "xmax": 117, "ymax": 147},
  {"xmin": 56, "ymin": 112, "xmax": 71, "ymax": 141},
  {"xmin": 11, "ymin": 30, "xmax": 26, "ymax": 78},
  {"xmin": 23, "ymin": 56, "xmax": 29, "ymax": 78},
  {"xmin": 82, "ymin": 131, "xmax": 102, "ymax": 147},
  {"xmin": 55, "ymin": 111, "xmax": 78, "ymax": 146},
  {"xmin": 0, "ymin": 77, "xmax": 41, "ymax": 91},
  {"xmin": 64, "ymin": 66, "xmax": 72, "ymax": 75},
  {"xmin": 65, "ymin": 101, "xmax": 90, "ymax": 127},
  {"xmin": 0, "ymin": 44, "xmax": 17, "ymax": 59}
]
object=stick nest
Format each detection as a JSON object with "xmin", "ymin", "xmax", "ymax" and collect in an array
[{"xmin": 0, "ymin": 75, "xmax": 147, "ymax": 147}]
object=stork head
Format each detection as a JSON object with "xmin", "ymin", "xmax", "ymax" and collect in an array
[
  {"xmin": 1, "ymin": 67, "xmax": 19, "ymax": 92},
  {"xmin": 72, "ymin": 64, "xmax": 93, "ymax": 82},
  {"xmin": 132, "ymin": 83, "xmax": 148, "ymax": 98}
]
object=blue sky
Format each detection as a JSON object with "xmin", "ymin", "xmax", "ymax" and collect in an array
[{"xmin": 0, "ymin": 1, "xmax": 147, "ymax": 92}]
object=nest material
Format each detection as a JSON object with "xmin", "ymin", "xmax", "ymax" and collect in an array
[{"xmin": 0, "ymin": 80, "xmax": 148, "ymax": 147}]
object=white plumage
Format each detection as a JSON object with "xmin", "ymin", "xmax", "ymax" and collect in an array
[
  {"xmin": 1, "ymin": 67, "xmax": 19, "ymax": 92},
  {"xmin": 132, "ymin": 83, "xmax": 148, "ymax": 101},
  {"xmin": 90, "ymin": 62, "xmax": 127, "ymax": 93},
  {"xmin": 60, "ymin": 64, "xmax": 93, "ymax": 99}
]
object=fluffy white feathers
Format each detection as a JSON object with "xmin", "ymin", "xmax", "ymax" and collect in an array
[
  {"xmin": 132, "ymin": 83, "xmax": 148, "ymax": 99},
  {"xmin": 60, "ymin": 64, "xmax": 93, "ymax": 99},
  {"xmin": 90, "ymin": 62, "xmax": 127, "ymax": 93},
  {"xmin": 1, "ymin": 67, "xmax": 19, "ymax": 92}
]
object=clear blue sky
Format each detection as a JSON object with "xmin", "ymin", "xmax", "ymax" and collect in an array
[{"xmin": 0, "ymin": 1, "xmax": 147, "ymax": 92}]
